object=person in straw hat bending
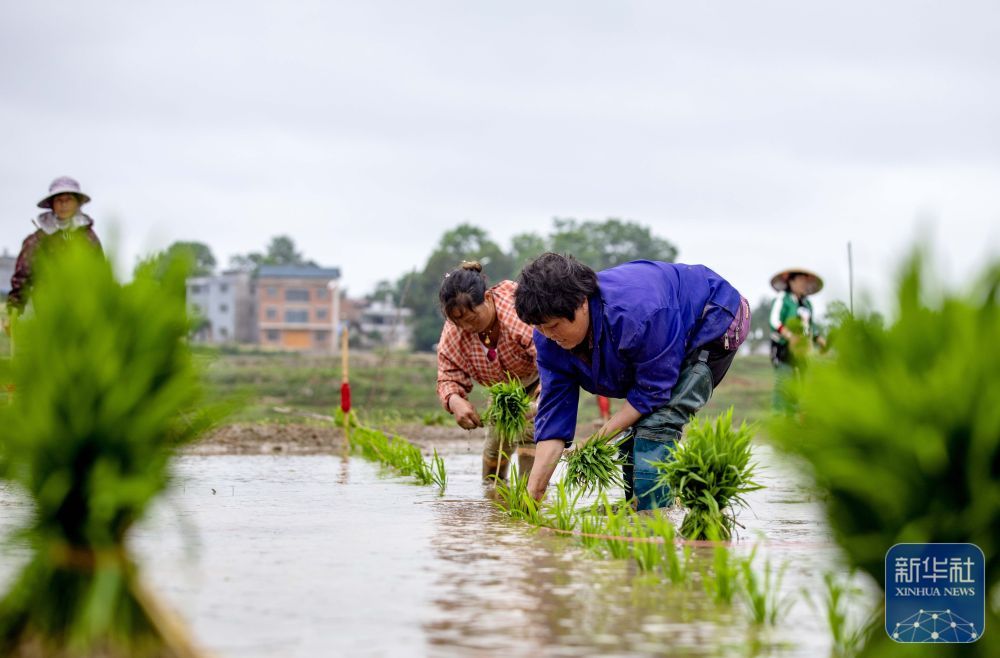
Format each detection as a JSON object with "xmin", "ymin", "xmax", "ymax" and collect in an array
[
  {"xmin": 768, "ymin": 268, "xmax": 826, "ymax": 411},
  {"xmin": 5, "ymin": 176, "xmax": 103, "ymax": 333}
]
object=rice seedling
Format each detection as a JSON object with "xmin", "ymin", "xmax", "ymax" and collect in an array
[
  {"xmin": 562, "ymin": 433, "xmax": 627, "ymax": 495},
  {"xmin": 492, "ymin": 472, "xmax": 541, "ymax": 525},
  {"xmin": 428, "ymin": 449, "xmax": 447, "ymax": 492},
  {"xmin": 652, "ymin": 408, "xmax": 761, "ymax": 540},
  {"xmin": 482, "ymin": 376, "xmax": 531, "ymax": 449},
  {"xmin": 577, "ymin": 511, "xmax": 606, "ymax": 555},
  {"xmin": 0, "ymin": 242, "xmax": 217, "ymax": 657},
  {"xmin": 702, "ymin": 543, "xmax": 741, "ymax": 606},
  {"xmin": 348, "ymin": 424, "xmax": 447, "ymax": 493},
  {"xmin": 598, "ymin": 495, "xmax": 632, "ymax": 559},
  {"xmin": 629, "ymin": 526, "xmax": 662, "ymax": 572},
  {"xmin": 738, "ymin": 546, "xmax": 792, "ymax": 627},
  {"xmin": 639, "ymin": 512, "xmax": 692, "ymax": 586},
  {"xmin": 543, "ymin": 479, "xmax": 583, "ymax": 532},
  {"xmin": 803, "ymin": 570, "xmax": 876, "ymax": 658}
]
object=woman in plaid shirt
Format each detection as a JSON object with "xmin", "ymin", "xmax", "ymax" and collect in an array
[{"xmin": 436, "ymin": 262, "xmax": 538, "ymax": 480}]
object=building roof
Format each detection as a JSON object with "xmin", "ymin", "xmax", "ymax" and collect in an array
[{"xmin": 257, "ymin": 265, "xmax": 341, "ymax": 279}]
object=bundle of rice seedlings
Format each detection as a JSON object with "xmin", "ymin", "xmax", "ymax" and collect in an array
[
  {"xmin": 482, "ymin": 376, "xmax": 531, "ymax": 448},
  {"xmin": 652, "ymin": 408, "xmax": 761, "ymax": 540},
  {"xmin": 562, "ymin": 433, "xmax": 627, "ymax": 495},
  {"xmin": 0, "ymin": 241, "xmax": 216, "ymax": 658}
]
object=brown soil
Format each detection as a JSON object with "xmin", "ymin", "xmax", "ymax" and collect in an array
[{"xmin": 190, "ymin": 422, "xmax": 486, "ymax": 456}]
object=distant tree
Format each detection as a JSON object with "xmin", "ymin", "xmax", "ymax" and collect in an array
[
  {"xmin": 548, "ymin": 218, "xmax": 678, "ymax": 270},
  {"xmin": 139, "ymin": 241, "xmax": 216, "ymax": 280},
  {"xmin": 402, "ymin": 224, "xmax": 512, "ymax": 351},
  {"xmin": 748, "ymin": 296, "xmax": 775, "ymax": 354},
  {"xmin": 229, "ymin": 235, "xmax": 315, "ymax": 271},
  {"xmin": 367, "ymin": 280, "xmax": 397, "ymax": 303},
  {"xmin": 509, "ymin": 232, "xmax": 548, "ymax": 279}
]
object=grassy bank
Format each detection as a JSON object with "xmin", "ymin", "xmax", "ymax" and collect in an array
[{"xmin": 201, "ymin": 347, "xmax": 775, "ymax": 429}]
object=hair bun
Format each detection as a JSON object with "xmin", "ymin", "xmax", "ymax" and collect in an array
[{"xmin": 459, "ymin": 260, "xmax": 483, "ymax": 273}]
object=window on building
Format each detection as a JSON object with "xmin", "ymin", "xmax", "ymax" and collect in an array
[
  {"xmin": 220, "ymin": 327, "xmax": 229, "ymax": 338},
  {"xmin": 285, "ymin": 289, "xmax": 310, "ymax": 302},
  {"xmin": 219, "ymin": 304, "xmax": 229, "ymax": 313},
  {"xmin": 285, "ymin": 310, "xmax": 309, "ymax": 323},
  {"xmin": 316, "ymin": 308, "xmax": 328, "ymax": 320},
  {"xmin": 266, "ymin": 329, "xmax": 280, "ymax": 341},
  {"xmin": 266, "ymin": 286, "xmax": 278, "ymax": 298},
  {"xmin": 316, "ymin": 288, "xmax": 329, "ymax": 300},
  {"xmin": 219, "ymin": 283, "xmax": 229, "ymax": 293},
  {"xmin": 189, "ymin": 285, "xmax": 203, "ymax": 294},
  {"xmin": 266, "ymin": 307, "xmax": 277, "ymax": 320},
  {"xmin": 315, "ymin": 330, "xmax": 330, "ymax": 343},
  {"xmin": 192, "ymin": 304, "xmax": 202, "ymax": 314}
]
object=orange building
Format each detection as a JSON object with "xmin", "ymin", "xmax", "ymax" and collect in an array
[{"xmin": 256, "ymin": 265, "xmax": 341, "ymax": 352}]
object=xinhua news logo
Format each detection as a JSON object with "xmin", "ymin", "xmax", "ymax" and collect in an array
[{"xmin": 885, "ymin": 543, "xmax": 985, "ymax": 643}]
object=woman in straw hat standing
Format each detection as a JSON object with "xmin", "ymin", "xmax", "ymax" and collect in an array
[
  {"xmin": 768, "ymin": 268, "xmax": 826, "ymax": 410},
  {"xmin": 5, "ymin": 177, "xmax": 103, "ymax": 330}
]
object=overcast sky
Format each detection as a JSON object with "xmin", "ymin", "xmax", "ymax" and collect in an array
[{"xmin": 2, "ymin": 0, "xmax": 998, "ymax": 315}]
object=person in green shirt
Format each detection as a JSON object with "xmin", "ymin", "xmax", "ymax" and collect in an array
[{"xmin": 768, "ymin": 268, "xmax": 826, "ymax": 411}]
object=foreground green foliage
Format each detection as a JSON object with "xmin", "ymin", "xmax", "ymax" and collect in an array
[
  {"xmin": 770, "ymin": 250, "xmax": 1000, "ymax": 657},
  {"xmin": 0, "ymin": 242, "xmax": 214, "ymax": 657},
  {"xmin": 562, "ymin": 434, "xmax": 628, "ymax": 495},
  {"xmin": 653, "ymin": 409, "xmax": 761, "ymax": 539},
  {"xmin": 482, "ymin": 377, "xmax": 531, "ymax": 448}
]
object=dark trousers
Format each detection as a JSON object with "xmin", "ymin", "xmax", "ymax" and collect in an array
[{"xmin": 618, "ymin": 342, "xmax": 738, "ymax": 510}]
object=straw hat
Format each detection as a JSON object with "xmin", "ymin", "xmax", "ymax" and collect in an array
[
  {"xmin": 770, "ymin": 268, "xmax": 823, "ymax": 295},
  {"xmin": 37, "ymin": 176, "xmax": 91, "ymax": 209}
]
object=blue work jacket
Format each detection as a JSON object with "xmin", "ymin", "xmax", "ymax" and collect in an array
[{"xmin": 533, "ymin": 260, "xmax": 741, "ymax": 443}]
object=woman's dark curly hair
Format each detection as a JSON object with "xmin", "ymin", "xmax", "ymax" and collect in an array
[
  {"xmin": 439, "ymin": 261, "xmax": 488, "ymax": 318},
  {"xmin": 515, "ymin": 252, "xmax": 598, "ymax": 325}
]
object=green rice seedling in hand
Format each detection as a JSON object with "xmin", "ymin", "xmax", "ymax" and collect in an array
[
  {"xmin": 0, "ymin": 242, "xmax": 216, "ymax": 657},
  {"xmin": 652, "ymin": 408, "xmax": 761, "ymax": 540},
  {"xmin": 483, "ymin": 376, "xmax": 531, "ymax": 449},
  {"xmin": 563, "ymin": 433, "xmax": 628, "ymax": 495}
]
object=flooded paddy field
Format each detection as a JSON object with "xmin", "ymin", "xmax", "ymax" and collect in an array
[{"xmin": 0, "ymin": 439, "xmax": 873, "ymax": 657}]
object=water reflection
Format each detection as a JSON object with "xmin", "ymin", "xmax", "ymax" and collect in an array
[
  {"xmin": 421, "ymin": 452, "xmax": 826, "ymax": 657},
  {"xmin": 0, "ymin": 445, "xmax": 859, "ymax": 657}
]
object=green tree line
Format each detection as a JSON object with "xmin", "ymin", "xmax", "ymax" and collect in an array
[
  {"xmin": 146, "ymin": 219, "xmax": 678, "ymax": 352},
  {"xmin": 388, "ymin": 218, "xmax": 679, "ymax": 351}
]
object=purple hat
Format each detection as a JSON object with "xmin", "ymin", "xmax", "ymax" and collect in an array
[{"xmin": 37, "ymin": 176, "xmax": 91, "ymax": 209}]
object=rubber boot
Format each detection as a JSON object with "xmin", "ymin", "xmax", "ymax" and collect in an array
[{"xmin": 631, "ymin": 353, "xmax": 715, "ymax": 511}]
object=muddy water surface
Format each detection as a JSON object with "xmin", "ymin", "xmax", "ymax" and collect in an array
[{"xmin": 0, "ymin": 444, "xmax": 870, "ymax": 657}]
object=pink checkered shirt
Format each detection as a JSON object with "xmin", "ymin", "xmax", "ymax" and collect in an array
[{"xmin": 436, "ymin": 280, "xmax": 538, "ymax": 410}]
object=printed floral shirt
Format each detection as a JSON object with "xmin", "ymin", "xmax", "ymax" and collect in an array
[{"xmin": 436, "ymin": 280, "xmax": 538, "ymax": 410}]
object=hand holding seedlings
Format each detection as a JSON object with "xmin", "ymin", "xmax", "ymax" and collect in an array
[
  {"xmin": 448, "ymin": 395, "xmax": 483, "ymax": 430},
  {"xmin": 482, "ymin": 377, "xmax": 531, "ymax": 447},
  {"xmin": 562, "ymin": 432, "xmax": 628, "ymax": 495}
]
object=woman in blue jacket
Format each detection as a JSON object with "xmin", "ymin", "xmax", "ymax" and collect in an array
[{"xmin": 514, "ymin": 253, "xmax": 750, "ymax": 511}]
